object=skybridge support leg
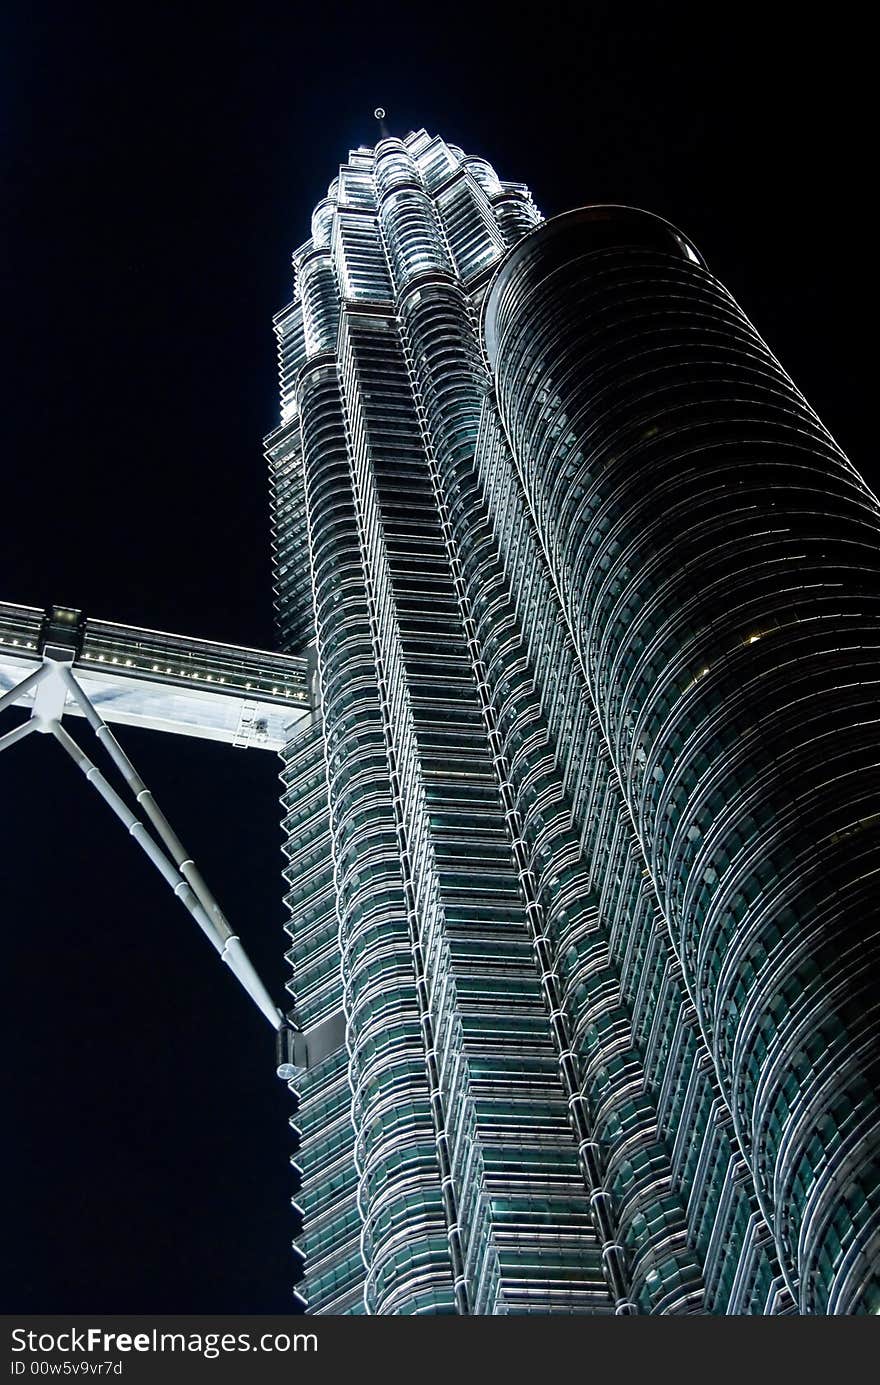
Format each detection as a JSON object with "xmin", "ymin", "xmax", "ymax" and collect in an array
[
  {"xmin": 58, "ymin": 666, "xmax": 234, "ymax": 942},
  {"xmin": 0, "ymin": 663, "xmax": 48, "ymax": 718},
  {"xmin": 49, "ymin": 717, "xmax": 284, "ymax": 1031},
  {"xmin": 0, "ymin": 719, "xmax": 40, "ymax": 755},
  {"xmin": 0, "ymin": 654, "xmax": 286, "ymax": 1032}
]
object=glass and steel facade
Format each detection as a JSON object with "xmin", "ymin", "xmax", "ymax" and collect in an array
[{"xmin": 264, "ymin": 132, "xmax": 880, "ymax": 1314}]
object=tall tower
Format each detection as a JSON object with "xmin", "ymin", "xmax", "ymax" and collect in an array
[{"xmin": 264, "ymin": 130, "xmax": 880, "ymax": 1315}]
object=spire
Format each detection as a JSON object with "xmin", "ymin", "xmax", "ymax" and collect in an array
[{"xmin": 374, "ymin": 106, "xmax": 390, "ymax": 140}]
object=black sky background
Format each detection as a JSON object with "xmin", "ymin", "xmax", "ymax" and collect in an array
[{"xmin": 0, "ymin": 2, "xmax": 871, "ymax": 1313}]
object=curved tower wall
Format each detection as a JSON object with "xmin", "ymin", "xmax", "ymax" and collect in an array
[{"xmin": 484, "ymin": 207, "xmax": 880, "ymax": 1314}]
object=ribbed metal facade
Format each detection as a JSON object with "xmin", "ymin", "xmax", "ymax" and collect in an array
[{"xmin": 264, "ymin": 133, "xmax": 880, "ymax": 1314}]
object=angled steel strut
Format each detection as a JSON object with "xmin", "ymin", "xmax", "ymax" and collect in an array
[{"xmin": 0, "ymin": 652, "xmax": 286, "ymax": 1031}]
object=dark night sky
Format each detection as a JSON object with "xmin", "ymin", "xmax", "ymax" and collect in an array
[{"xmin": 0, "ymin": 3, "xmax": 871, "ymax": 1313}]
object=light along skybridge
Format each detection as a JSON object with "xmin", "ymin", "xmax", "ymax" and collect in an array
[
  {"xmin": 0, "ymin": 601, "xmax": 313, "ymax": 750},
  {"xmin": 0, "ymin": 600, "xmax": 314, "ymax": 1038}
]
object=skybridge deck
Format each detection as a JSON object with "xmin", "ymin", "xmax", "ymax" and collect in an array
[{"xmin": 0, "ymin": 602, "xmax": 312, "ymax": 750}]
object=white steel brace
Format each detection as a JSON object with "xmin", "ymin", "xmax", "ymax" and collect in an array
[{"xmin": 0, "ymin": 654, "xmax": 285, "ymax": 1031}]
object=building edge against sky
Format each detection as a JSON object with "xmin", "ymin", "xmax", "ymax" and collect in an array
[{"xmin": 264, "ymin": 129, "xmax": 880, "ymax": 1314}]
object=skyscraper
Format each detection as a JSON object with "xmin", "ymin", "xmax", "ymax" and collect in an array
[{"xmin": 264, "ymin": 128, "xmax": 880, "ymax": 1315}]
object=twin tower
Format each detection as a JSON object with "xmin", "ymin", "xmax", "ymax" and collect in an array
[{"xmin": 264, "ymin": 129, "xmax": 880, "ymax": 1314}]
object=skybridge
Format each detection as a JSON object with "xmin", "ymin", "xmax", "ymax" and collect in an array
[
  {"xmin": 0, "ymin": 601, "xmax": 313, "ymax": 751},
  {"xmin": 0, "ymin": 601, "xmax": 314, "ymax": 1035}
]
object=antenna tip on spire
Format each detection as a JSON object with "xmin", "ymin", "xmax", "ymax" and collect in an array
[{"xmin": 374, "ymin": 107, "xmax": 385, "ymax": 121}]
